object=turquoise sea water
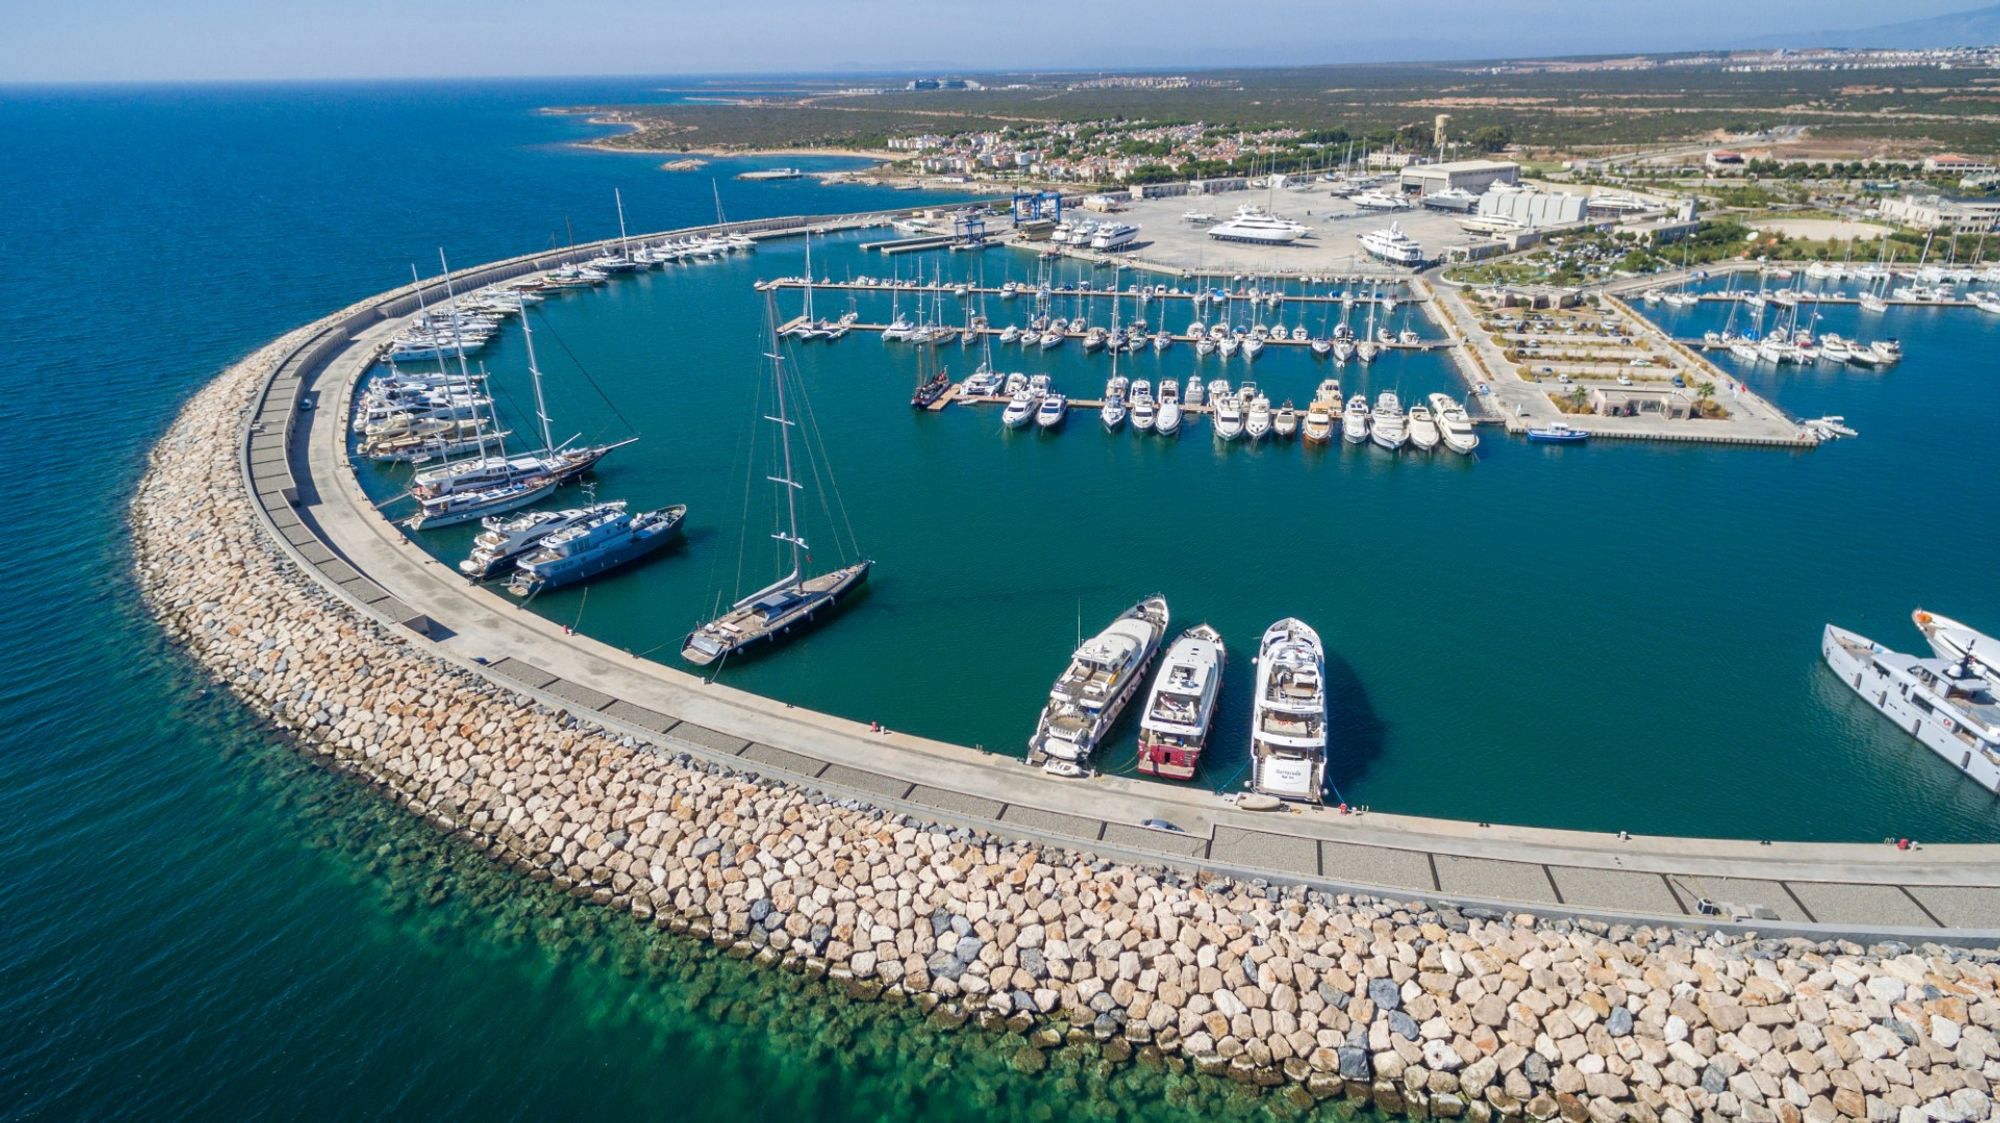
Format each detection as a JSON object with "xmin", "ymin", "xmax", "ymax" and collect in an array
[{"xmin": 1, "ymin": 77, "xmax": 1995, "ymax": 1118}]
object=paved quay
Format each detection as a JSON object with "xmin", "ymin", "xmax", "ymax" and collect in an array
[
  {"xmin": 282, "ymin": 233, "xmax": 1996, "ymax": 942},
  {"xmin": 136, "ymin": 214, "xmax": 2000, "ymax": 1123}
]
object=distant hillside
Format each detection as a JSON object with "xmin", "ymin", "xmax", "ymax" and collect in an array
[{"xmin": 1756, "ymin": 3, "xmax": 2000, "ymax": 49}]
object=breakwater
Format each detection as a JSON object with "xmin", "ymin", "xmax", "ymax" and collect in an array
[{"xmin": 134, "ymin": 243, "xmax": 2000, "ymax": 1123}]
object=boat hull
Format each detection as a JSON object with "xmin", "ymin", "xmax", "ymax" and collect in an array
[
  {"xmin": 1822, "ymin": 625, "xmax": 2000, "ymax": 794},
  {"xmin": 680, "ymin": 561, "xmax": 872, "ymax": 667}
]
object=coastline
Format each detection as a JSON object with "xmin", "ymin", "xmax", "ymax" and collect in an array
[{"xmin": 126, "ymin": 225, "xmax": 2000, "ymax": 1123}]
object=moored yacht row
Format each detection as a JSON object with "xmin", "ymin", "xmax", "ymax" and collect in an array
[{"xmin": 1025, "ymin": 599, "xmax": 1332, "ymax": 804}]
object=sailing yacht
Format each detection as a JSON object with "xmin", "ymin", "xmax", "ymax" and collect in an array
[
  {"xmin": 1429, "ymin": 393, "xmax": 1478, "ymax": 455},
  {"xmin": 407, "ymin": 282, "xmax": 634, "ymax": 528},
  {"xmin": 1135, "ymin": 625, "xmax": 1227, "ymax": 780},
  {"xmin": 1027, "ymin": 597, "xmax": 1171, "ymax": 774},
  {"xmin": 1250, "ymin": 618, "xmax": 1329, "ymax": 803},
  {"xmin": 680, "ymin": 298, "xmax": 872, "ymax": 667}
]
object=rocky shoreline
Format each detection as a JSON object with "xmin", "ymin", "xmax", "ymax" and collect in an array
[{"xmin": 134, "ymin": 323, "xmax": 2000, "ymax": 1123}]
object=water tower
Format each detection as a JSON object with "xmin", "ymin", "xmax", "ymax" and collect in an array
[{"xmin": 1434, "ymin": 113, "xmax": 1451, "ymax": 156}]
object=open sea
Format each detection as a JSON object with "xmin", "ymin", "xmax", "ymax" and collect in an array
[{"xmin": 2, "ymin": 79, "xmax": 1997, "ymax": 1119}]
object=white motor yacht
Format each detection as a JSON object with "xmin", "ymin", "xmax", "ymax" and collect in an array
[
  {"xmin": 1406, "ymin": 405, "xmax": 1441, "ymax": 451},
  {"xmin": 1027, "ymin": 597, "xmax": 1171, "ymax": 771},
  {"xmin": 1915, "ymin": 610, "xmax": 1998, "ymax": 679},
  {"xmin": 1370, "ymin": 391, "xmax": 1408, "ymax": 450},
  {"xmin": 1341, "ymin": 394, "xmax": 1371, "ymax": 444},
  {"xmin": 1250, "ymin": 618, "xmax": 1329, "ymax": 803},
  {"xmin": 1001, "ymin": 391, "xmax": 1036, "ymax": 429},
  {"xmin": 1823, "ymin": 623, "xmax": 2000, "ymax": 794},
  {"xmin": 1136, "ymin": 624, "xmax": 1227, "ymax": 781},
  {"xmin": 1212, "ymin": 396, "xmax": 1245, "ymax": 442},
  {"xmin": 1245, "ymin": 395, "xmax": 1272, "ymax": 441},
  {"xmin": 1155, "ymin": 380, "xmax": 1182, "ymax": 436},
  {"xmin": 1035, "ymin": 393, "xmax": 1067, "ymax": 430},
  {"xmin": 1428, "ymin": 393, "xmax": 1478, "ymax": 454}
]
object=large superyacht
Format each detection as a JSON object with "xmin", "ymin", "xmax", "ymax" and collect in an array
[
  {"xmin": 1823, "ymin": 620, "xmax": 2000, "ymax": 794},
  {"xmin": 1026, "ymin": 597, "xmax": 1170, "ymax": 775},
  {"xmin": 1249, "ymin": 618, "xmax": 1329, "ymax": 803},
  {"xmin": 1135, "ymin": 625, "xmax": 1226, "ymax": 781},
  {"xmin": 505, "ymin": 503, "xmax": 687, "ymax": 597}
]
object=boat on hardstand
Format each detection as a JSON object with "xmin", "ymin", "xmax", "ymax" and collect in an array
[
  {"xmin": 1250, "ymin": 618, "xmax": 1329, "ymax": 803},
  {"xmin": 459, "ymin": 500, "xmax": 628, "ymax": 581},
  {"xmin": 1915, "ymin": 610, "xmax": 1998, "ymax": 678},
  {"xmin": 681, "ymin": 295, "xmax": 872, "ymax": 667},
  {"xmin": 1135, "ymin": 625, "xmax": 1226, "ymax": 781},
  {"xmin": 505, "ymin": 504, "xmax": 687, "ymax": 597},
  {"xmin": 1822, "ymin": 623, "xmax": 2000, "ymax": 794},
  {"xmin": 1027, "ymin": 596, "xmax": 1170, "ymax": 774}
]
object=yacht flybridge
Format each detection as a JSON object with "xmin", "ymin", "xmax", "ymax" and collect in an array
[
  {"xmin": 681, "ymin": 295, "xmax": 871, "ymax": 667},
  {"xmin": 1027, "ymin": 597, "xmax": 1171, "ymax": 775}
]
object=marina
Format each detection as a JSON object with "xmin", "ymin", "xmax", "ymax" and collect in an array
[
  {"xmin": 328, "ymin": 221, "xmax": 2000, "ymax": 843},
  {"xmin": 44, "ymin": 56, "xmax": 2000, "ymax": 1123}
]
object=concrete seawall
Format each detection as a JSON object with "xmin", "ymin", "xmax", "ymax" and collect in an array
[{"xmin": 135, "ymin": 215, "xmax": 2000, "ymax": 1123}]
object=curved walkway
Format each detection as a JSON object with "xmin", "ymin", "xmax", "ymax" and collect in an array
[{"xmin": 244, "ymin": 215, "xmax": 2000, "ymax": 942}]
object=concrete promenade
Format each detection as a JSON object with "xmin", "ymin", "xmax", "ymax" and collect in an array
[{"xmin": 247, "ymin": 216, "xmax": 2000, "ymax": 942}]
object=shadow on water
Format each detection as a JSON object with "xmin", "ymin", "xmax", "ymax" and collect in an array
[{"xmin": 1323, "ymin": 652, "xmax": 1387, "ymax": 800}]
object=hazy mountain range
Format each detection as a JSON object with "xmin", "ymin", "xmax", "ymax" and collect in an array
[{"xmin": 1756, "ymin": 2, "xmax": 2000, "ymax": 48}]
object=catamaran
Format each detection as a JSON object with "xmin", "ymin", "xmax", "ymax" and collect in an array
[{"xmin": 680, "ymin": 296, "xmax": 871, "ymax": 667}]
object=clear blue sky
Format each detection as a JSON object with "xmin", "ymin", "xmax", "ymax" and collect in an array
[{"xmin": 0, "ymin": 0, "xmax": 1982, "ymax": 83}]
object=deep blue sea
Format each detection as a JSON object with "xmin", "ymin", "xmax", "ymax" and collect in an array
[{"xmin": 2, "ymin": 79, "xmax": 1997, "ymax": 1119}]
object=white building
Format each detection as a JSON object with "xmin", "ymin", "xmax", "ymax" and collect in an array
[
  {"xmin": 1879, "ymin": 193, "xmax": 2000, "ymax": 234},
  {"xmin": 1476, "ymin": 184, "xmax": 1587, "ymax": 228},
  {"xmin": 1401, "ymin": 159, "xmax": 1519, "ymax": 197}
]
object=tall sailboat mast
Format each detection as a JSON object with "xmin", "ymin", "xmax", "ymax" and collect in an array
[
  {"xmin": 517, "ymin": 293, "xmax": 557, "ymax": 454},
  {"xmin": 765, "ymin": 292, "xmax": 805, "ymax": 589},
  {"xmin": 431, "ymin": 253, "xmax": 498, "ymax": 460},
  {"xmin": 614, "ymin": 188, "xmax": 632, "ymax": 262}
]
